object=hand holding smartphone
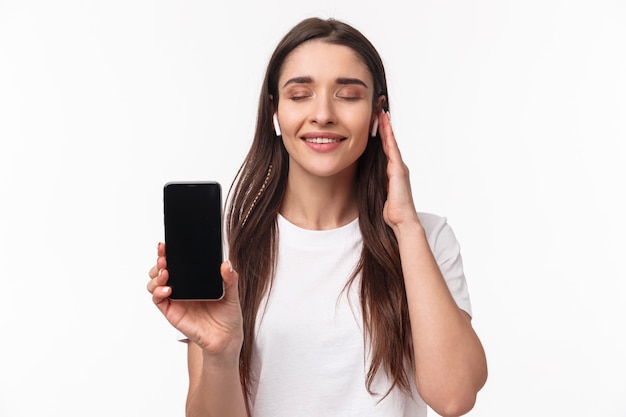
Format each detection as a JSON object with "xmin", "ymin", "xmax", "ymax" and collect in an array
[{"xmin": 163, "ymin": 181, "xmax": 225, "ymax": 300}]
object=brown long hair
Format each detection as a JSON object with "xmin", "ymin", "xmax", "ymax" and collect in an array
[{"xmin": 226, "ymin": 17, "xmax": 412, "ymax": 398}]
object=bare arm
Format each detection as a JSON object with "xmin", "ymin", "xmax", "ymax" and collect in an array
[
  {"xmin": 395, "ymin": 222, "xmax": 487, "ymax": 417},
  {"xmin": 377, "ymin": 111, "xmax": 487, "ymax": 416},
  {"xmin": 186, "ymin": 342, "xmax": 248, "ymax": 417},
  {"xmin": 147, "ymin": 244, "xmax": 249, "ymax": 417}
]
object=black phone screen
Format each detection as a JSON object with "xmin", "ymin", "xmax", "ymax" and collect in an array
[{"xmin": 163, "ymin": 182, "xmax": 224, "ymax": 300}]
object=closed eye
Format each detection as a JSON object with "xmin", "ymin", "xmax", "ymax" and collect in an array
[
  {"xmin": 284, "ymin": 84, "xmax": 313, "ymax": 101},
  {"xmin": 289, "ymin": 93, "xmax": 312, "ymax": 101},
  {"xmin": 336, "ymin": 86, "xmax": 365, "ymax": 101},
  {"xmin": 336, "ymin": 94, "xmax": 362, "ymax": 101}
]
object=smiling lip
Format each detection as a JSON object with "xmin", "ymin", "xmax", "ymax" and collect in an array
[
  {"xmin": 301, "ymin": 132, "xmax": 346, "ymax": 152},
  {"xmin": 304, "ymin": 137, "xmax": 343, "ymax": 144},
  {"xmin": 301, "ymin": 132, "xmax": 345, "ymax": 142}
]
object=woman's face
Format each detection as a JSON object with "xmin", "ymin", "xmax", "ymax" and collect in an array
[{"xmin": 276, "ymin": 40, "xmax": 375, "ymax": 182}]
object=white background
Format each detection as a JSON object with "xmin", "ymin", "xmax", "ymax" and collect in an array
[{"xmin": 1, "ymin": 1, "xmax": 625, "ymax": 416}]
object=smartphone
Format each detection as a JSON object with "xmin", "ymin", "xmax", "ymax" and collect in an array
[{"xmin": 163, "ymin": 181, "xmax": 225, "ymax": 300}]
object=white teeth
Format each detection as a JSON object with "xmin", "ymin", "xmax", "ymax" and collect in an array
[{"xmin": 305, "ymin": 137, "xmax": 341, "ymax": 144}]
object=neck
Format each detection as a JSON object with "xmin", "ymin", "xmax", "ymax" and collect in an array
[{"xmin": 280, "ymin": 167, "xmax": 358, "ymax": 230}]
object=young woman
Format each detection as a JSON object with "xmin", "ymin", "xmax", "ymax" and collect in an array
[{"xmin": 148, "ymin": 17, "xmax": 487, "ymax": 417}]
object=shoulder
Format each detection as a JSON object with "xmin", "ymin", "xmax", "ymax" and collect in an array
[
  {"xmin": 417, "ymin": 212, "xmax": 463, "ymax": 262},
  {"xmin": 417, "ymin": 212, "xmax": 456, "ymax": 241},
  {"xmin": 418, "ymin": 212, "xmax": 472, "ymax": 315},
  {"xmin": 416, "ymin": 211, "xmax": 448, "ymax": 231}
]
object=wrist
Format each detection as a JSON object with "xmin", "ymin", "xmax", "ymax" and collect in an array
[
  {"xmin": 201, "ymin": 347, "xmax": 241, "ymax": 370},
  {"xmin": 390, "ymin": 215, "xmax": 424, "ymax": 237}
]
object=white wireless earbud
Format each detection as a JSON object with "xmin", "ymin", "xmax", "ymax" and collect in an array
[
  {"xmin": 273, "ymin": 113, "xmax": 282, "ymax": 136},
  {"xmin": 370, "ymin": 117, "xmax": 379, "ymax": 137}
]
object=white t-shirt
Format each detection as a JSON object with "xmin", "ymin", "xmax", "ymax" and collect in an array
[{"xmin": 247, "ymin": 212, "xmax": 472, "ymax": 417}]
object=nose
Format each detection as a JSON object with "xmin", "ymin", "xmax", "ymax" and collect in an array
[{"xmin": 309, "ymin": 94, "xmax": 337, "ymax": 126}]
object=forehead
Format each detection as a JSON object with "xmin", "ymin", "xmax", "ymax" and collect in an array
[{"xmin": 278, "ymin": 40, "xmax": 372, "ymax": 85}]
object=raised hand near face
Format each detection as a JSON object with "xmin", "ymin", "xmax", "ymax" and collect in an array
[{"xmin": 376, "ymin": 111, "xmax": 421, "ymax": 232}]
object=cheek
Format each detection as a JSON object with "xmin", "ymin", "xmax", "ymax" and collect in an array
[
  {"xmin": 276, "ymin": 104, "xmax": 302, "ymax": 135},
  {"xmin": 348, "ymin": 110, "xmax": 373, "ymax": 139}
]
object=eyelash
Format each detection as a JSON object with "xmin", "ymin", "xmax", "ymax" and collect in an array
[
  {"xmin": 288, "ymin": 94, "xmax": 361, "ymax": 101},
  {"xmin": 337, "ymin": 95, "xmax": 360, "ymax": 101}
]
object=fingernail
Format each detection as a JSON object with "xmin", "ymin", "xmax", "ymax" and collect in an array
[
  {"xmin": 386, "ymin": 111, "xmax": 392, "ymax": 124},
  {"xmin": 227, "ymin": 260, "xmax": 233, "ymax": 273},
  {"xmin": 158, "ymin": 269, "xmax": 162, "ymax": 278},
  {"xmin": 161, "ymin": 287, "xmax": 169, "ymax": 293}
]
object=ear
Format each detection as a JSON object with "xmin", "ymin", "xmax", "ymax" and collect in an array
[
  {"xmin": 375, "ymin": 95, "xmax": 386, "ymax": 112},
  {"xmin": 370, "ymin": 95, "xmax": 386, "ymax": 137}
]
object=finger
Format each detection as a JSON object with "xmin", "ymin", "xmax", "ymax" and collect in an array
[
  {"xmin": 152, "ymin": 285, "xmax": 171, "ymax": 307},
  {"xmin": 148, "ymin": 259, "xmax": 167, "ymax": 279},
  {"xmin": 148, "ymin": 263, "xmax": 159, "ymax": 279},
  {"xmin": 157, "ymin": 254, "xmax": 167, "ymax": 271},
  {"xmin": 379, "ymin": 111, "xmax": 403, "ymax": 162},
  {"xmin": 147, "ymin": 276, "xmax": 157, "ymax": 293},
  {"xmin": 157, "ymin": 268, "xmax": 169, "ymax": 286},
  {"xmin": 149, "ymin": 243, "xmax": 167, "ymax": 279},
  {"xmin": 147, "ymin": 275, "xmax": 158, "ymax": 293},
  {"xmin": 147, "ymin": 268, "xmax": 169, "ymax": 293}
]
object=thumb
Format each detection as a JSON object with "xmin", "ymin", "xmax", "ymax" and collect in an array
[{"xmin": 220, "ymin": 260, "xmax": 240, "ymax": 304}]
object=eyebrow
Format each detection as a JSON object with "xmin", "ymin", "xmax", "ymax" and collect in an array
[{"xmin": 282, "ymin": 76, "xmax": 369, "ymax": 88}]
